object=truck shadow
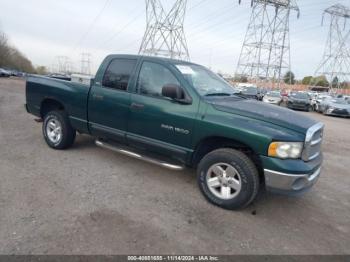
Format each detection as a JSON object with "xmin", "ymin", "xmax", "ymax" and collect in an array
[{"xmin": 70, "ymin": 134, "xmax": 96, "ymax": 150}]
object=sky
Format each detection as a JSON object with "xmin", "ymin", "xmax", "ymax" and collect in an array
[{"xmin": 0, "ymin": 0, "xmax": 349, "ymax": 78}]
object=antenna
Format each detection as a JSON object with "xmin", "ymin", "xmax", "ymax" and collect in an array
[
  {"xmin": 139, "ymin": 0, "xmax": 190, "ymax": 61},
  {"xmin": 235, "ymin": 0, "xmax": 299, "ymax": 86}
]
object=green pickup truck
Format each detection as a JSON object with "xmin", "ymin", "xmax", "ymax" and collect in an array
[{"xmin": 25, "ymin": 55, "xmax": 324, "ymax": 210}]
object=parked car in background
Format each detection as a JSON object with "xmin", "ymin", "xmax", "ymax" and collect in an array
[
  {"xmin": 314, "ymin": 94, "xmax": 333, "ymax": 112},
  {"xmin": 263, "ymin": 91, "xmax": 282, "ymax": 105},
  {"xmin": 10, "ymin": 70, "xmax": 18, "ymax": 76},
  {"xmin": 257, "ymin": 88, "xmax": 268, "ymax": 101},
  {"xmin": 287, "ymin": 92, "xmax": 311, "ymax": 111},
  {"xmin": 238, "ymin": 85, "xmax": 259, "ymax": 100},
  {"xmin": 280, "ymin": 90, "xmax": 289, "ymax": 103},
  {"xmin": 10, "ymin": 70, "xmax": 25, "ymax": 77},
  {"xmin": 0, "ymin": 68, "xmax": 11, "ymax": 77},
  {"xmin": 310, "ymin": 92, "xmax": 320, "ymax": 111},
  {"xmin": 320, "ymin": 98, "xmax": 350, "ymax": 117}
]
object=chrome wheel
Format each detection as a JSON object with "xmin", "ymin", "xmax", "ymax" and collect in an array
[
  {"xmin": 206, "ymin": 163, "xmax": 242, "ymax": 200},
  {"xmin": 46, "ymin": 118, "xmax": 62, "ymax": 144}
]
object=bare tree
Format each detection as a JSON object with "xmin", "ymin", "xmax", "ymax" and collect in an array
[
  {"xmin": 0, "ymin": 29, "xmax": 35, "ymax": 73},
  {"xmin": 0, "ymin": 32, "xmax": 11, "ymax": 67}
]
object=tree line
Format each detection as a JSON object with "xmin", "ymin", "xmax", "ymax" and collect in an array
[
  {"xmin": 0, "ymin": 30, "xmax": 45, "ymax": 74},
  {"xmin": 234, "ymin": 71, "xmax": 349, "ymax": 89}
]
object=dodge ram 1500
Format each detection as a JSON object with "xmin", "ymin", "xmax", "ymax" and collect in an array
[{"xmin": 25, "ymin": 55, "xmax": 324, "ymax": 210}]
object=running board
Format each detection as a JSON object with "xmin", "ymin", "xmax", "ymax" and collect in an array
[{"xmin": 95, "ymin": 140, "xmax": 185, "ymax": 171}]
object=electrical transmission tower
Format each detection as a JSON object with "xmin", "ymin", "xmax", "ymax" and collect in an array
[
  {"xmin": 80, "ymin": 53, "xmax": 92, "ymax": 75},
  {"xmin": 56, "ymin": 56, "xmax": 71, "ymax": 74},
  {"xmin": 235, "ymin": 0, "xmax": 299, "ymax": 86},
  {"xmin": 314, "ymin": 4, "xmax": 350, "ymax": 90},
  {"xmin": 139, "ymin": 0, "xmax": 190, "ymax": 61}
]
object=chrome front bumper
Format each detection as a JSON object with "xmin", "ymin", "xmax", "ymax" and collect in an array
[{"xmin": 264, "ymin": 167, "xmax": 321, "ymax": 195}]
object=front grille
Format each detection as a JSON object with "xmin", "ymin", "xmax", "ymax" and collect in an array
[{"xmin": 302, "ymin": 123, "xmax": 324, "ymax": 161}]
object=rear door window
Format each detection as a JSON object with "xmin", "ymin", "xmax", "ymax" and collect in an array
[{"xmin": 102, "ymin": 59, "xmax": 137, "ymax": 91}]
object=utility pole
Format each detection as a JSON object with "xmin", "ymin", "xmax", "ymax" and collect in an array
[
  {"xmin": 314, "ymin": 4, "xmax": 350, "ymax": 91},
  {"xmin": 235, "ymin": 0, "xmax": 299, "ymax": 87},
  {"xmin": 80, "ymin": 53, "xmax": 92, "ymax": 75},
  {"xmin": 139, "ymin": 0, "xmax": 190, "ymax": 61}
]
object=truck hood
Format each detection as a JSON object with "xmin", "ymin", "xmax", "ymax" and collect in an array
[{"xmin": 207, "ymin": 97, "xmax": 317, "ymax": 134}]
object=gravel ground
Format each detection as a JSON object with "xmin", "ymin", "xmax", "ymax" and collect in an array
[{"xmin": 0, "ymin": 78, "xmax": 349, "ymax": 255}]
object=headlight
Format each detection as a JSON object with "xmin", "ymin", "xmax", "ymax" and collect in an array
[{"xmin": 268, "ymin": 142, "xmax": 303, "ymax": 159}]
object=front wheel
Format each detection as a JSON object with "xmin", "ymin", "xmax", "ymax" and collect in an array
[
  {"xmin": 197, "ymin": 148, "xmax": 259, "ymax": 210},
  {"xmin": 42, "ymin": 110, "xmax": 76, "ymax": 149}
]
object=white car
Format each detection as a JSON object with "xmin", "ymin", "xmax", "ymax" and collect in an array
[
  {"xmin": 314, "ymin": 94, "xmax": 333, "ymax": 112},
  {"xmin": 263, "ymin": 91, "xmax": 282, "ymax": 105},
  {"xmin": 0, "ymin": 68, "xmax": 11, "ymax": 77}
]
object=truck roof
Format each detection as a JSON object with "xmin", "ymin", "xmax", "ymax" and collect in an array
[{"xmin": 105, "ymin": 54, "xmax": 196, "ymax": 66}]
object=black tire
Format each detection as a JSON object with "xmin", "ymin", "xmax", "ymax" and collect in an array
[
  {"xmin": 197, "ymin": 148, "xmax": 259, "ymax": 210},
  {"xmin": 42, "ymin": 110, "xmax": 76, "ymax": 149}
]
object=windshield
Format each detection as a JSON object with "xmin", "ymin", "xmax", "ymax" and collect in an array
[
  {"xmin": 175, "ymin": 64, "xmax": 236, "ymax": 96},
  {"xmin": 266, "ymin": 92, "xmax": 281, "ymax": 98},
  {"xmin": 290, "ymin": 92, "xmax": 309, "ymax": 99}
]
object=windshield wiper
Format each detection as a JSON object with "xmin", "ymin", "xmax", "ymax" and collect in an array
[{"xmin": 205, "ymin": 92, "xmax": 232, "ymax": 97}]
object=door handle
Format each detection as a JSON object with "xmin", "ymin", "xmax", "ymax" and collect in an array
[
  {"xmin": 131, "ymin": 103, "xmax": 145, "ymax": 110},
  {"xmin": 92, "ymin": 94, "xmax": 104, "ymax": 101}
]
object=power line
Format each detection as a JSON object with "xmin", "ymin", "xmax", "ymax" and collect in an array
[
  {"xmin": 98, "ymin": 9, "xmax": 145, "ymax": 49},
  {"xmin": 71, "ymin": 0, "xmax": 111, "ymax": 53},
  {"xmin": 188, "ymin": 0, "xmax": 209, "ymax": 11}
]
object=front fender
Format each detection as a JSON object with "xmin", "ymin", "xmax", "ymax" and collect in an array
[{"xmin": 192, "ymin": 107, "xmax": 305, "ymax": 156}]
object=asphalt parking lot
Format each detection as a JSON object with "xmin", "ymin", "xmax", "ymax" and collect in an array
[{"xmin": 0, "ymin": 78, "xmax": 349, "ymax": 255}]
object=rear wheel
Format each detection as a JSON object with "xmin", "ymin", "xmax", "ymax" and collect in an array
[
  {"xmin": 197, "ymin": 148, "xmax": 259, "ymax": 210},
  {"xmin": 42, "ymin": 110, "xmax": 76, "ymax": 149}
]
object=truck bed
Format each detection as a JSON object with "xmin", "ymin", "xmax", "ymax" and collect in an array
[{"xmin": 26, "ymin": 75, "xmax": 90, "ymax": 133}]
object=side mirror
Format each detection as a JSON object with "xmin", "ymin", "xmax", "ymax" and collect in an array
[{"xmin": 162, "ymin": 84, "xmax": 191, "ymax": 104}]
